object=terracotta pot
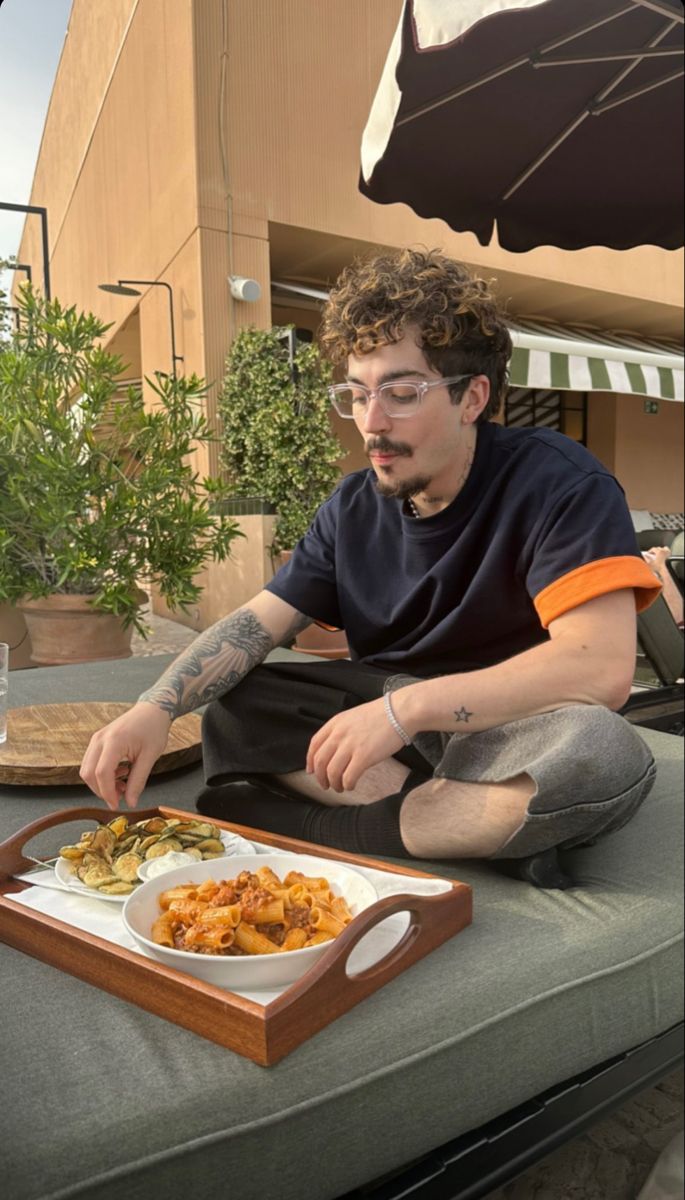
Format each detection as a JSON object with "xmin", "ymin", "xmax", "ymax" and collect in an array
[
  {"xmin": 275, "ymin": 551, "xmax": 349, "ymax": 660},
  {"xmin": 0, "ymin": 603, "xmax": 33, "ymax": 670},
  {"xmin": 17, "ymin": 591, "xmax": 146, "ymax": 666},
  {"xmin": 292, "ymin": 621, "xmax": 350, "ymax": 661}
]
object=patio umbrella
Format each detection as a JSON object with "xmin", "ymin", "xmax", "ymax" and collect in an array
[{"xmin": 360, "ymin": 0, "xmax": 684, "ymax": 251}]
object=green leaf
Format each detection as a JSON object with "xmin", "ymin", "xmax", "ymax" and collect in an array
[{"xmin": 0, "ymin": 286, "xmax": 242, "ymax": 617}]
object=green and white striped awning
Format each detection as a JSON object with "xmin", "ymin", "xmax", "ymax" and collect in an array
[
  {"xmin": 272, "ymin": 282, "xmax": 684, "ymax": 402},
  {"xmin": 509, "ymin": 320, "xmax": 683, "ymax": 402}
]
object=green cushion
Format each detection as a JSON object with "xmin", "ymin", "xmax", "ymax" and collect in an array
[{"xmin": 1, "ymin": 657, "xmax": 682, "ymax": 1200}]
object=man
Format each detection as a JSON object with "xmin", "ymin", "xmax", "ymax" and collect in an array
[
  {"xmin": 643, "ymin": 543, "xmax": 684, "ymax": 629},
  {"xmin": 81, "ymin": 249, "xmax": 660, "ymax": 886}
]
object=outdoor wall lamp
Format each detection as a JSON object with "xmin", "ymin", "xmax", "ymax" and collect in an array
[
  {"xmin": 228, "ymin": 274, "xmax": 261, "ymax": 302},
  {"xmin": 7, "ymin": 263, "xmax": 33, "ymax": 283},
  {"xmin": 98, "ymin": 278, "xmax": 184, "ymax": 379},
  {"xmin": 0, "ymin": 202, "xmax": 50, "ymax": 298}
]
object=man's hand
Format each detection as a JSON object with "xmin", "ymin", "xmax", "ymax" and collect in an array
[
  {"xmin": 306, "ymin": 697, "xmax": 404, "ymax": 792},
  {"xmin": 79, "ymin": 703, "xmax": 173, "ymax": 811},
  {"xmin": 78, "ymin": 591, "xmax": 309, "ymax": 811},
  {"xmin": 642, "ymin": 545, "xmax": 670, "ymax": 576}
]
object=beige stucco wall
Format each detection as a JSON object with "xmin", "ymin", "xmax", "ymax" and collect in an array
[
  {"xmin": 17, "ymin": 0, "xmax": 202, "ymax": 392},
  {"xmin": 586, "ymin": 392, "xmax": 684, "ymax": 511},
  {"xmin": 13, "ymin": 0, "xmax": 683, "ymax": 626},
  {"xmin": 613, "ymin": 394, "xmax": 684, "ymax": 511},
  {"xmin": 586, "ymin": 394, "xmax": 617, "ymax": 476},
  {"xmin": 152, "ymin": 513, "xmax": 278, "ymax": 631},
  {"xmin": 15, "ymin": 0, "xmax": 138, "ymax": 294}
]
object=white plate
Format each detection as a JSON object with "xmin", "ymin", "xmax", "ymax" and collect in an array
[
  {"xmin": 54, "ymin": 830, "xmax": 255, "ymax": 904},
  {"xmin": 123, "ymin": 853, "xmax": 379, "ymax": 990}
]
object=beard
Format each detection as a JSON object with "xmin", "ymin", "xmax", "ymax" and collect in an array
[
  {"xmin": 364, "ymin": 436, "xmax": 431, "ymax": 501},
  {"xmin": 374, "ymin": 472, "xmax": 433, "ymax": 500}
]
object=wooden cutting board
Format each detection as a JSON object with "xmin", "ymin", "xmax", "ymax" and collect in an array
[{"xmin": 0, "ymin": 703, "xmax": 202, "ymax": 786}]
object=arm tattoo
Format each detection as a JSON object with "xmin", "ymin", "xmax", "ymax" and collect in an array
[
  {"xmin": 138, "ymin": 607, "xmax": 307, "ymax": 718},
  {"xmin": 282, "ymin": 611, "xmax": 314, "ymax": 642},
  {"xmin": 454, "ymin": 706, "xmax": 473, "ymax": 724}
]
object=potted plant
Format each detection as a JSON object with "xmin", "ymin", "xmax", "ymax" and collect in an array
[
  {"xmin": 218, "ymin": 325, "xmax": 348, "ymax": 657},
  {"xmin": 0, "ymin": 287, "xmax": 242, "ymax": 665},
  {"xmin": 0, "ymin": 259, "xmax": 33, "ymax": 668}
]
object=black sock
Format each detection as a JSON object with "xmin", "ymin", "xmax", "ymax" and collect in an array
[
  {"xmin": 196, "ymin": 771, "xmax": 428, "ymax": 859},
  {"xmin": 493, "ymin": 847, "xmax": 574, "ymax": 890}
]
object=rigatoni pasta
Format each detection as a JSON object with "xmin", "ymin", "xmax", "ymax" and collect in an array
[{"xmin": 152, "ymin": 866, "xmax": 354, "ymax": 956}]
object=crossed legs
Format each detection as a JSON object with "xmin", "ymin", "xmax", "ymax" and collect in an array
[
  {"xmin": 200, "ymin": 661, "xmax": 655, "ymax": 869},
  {"xmin": 274, "ymin": 763, "xmax": 535, "ymax": 859}
]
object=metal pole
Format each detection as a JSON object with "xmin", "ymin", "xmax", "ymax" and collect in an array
[
  {"xmin": 0, "ymin": 202, "xmax": 50, "ymax": 298},
  {"xmin": 118, "ymin": 279, "xmax": 183, "ymax": 378},
  {"xmin": 160, "ymin": 281, "xmax": 180, "ymax": 380}
]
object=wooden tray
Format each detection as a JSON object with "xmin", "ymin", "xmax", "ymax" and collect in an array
[
  {"xmin": 0, "ymin": 806, "xmax": 472, "ymax": 1065},
  {"xmin": 0, "ymin": 704, "xmax": 202, "ymax": 785}
]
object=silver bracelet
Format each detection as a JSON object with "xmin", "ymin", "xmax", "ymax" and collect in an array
[{"xmin": 383, "ymin": 690, "xmax": 412, "ymax": 746}]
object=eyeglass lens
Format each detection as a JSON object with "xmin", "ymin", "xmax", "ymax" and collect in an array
[{"xmin": 332, "ymin": 382, "xmax": 420, "ymax": 418}]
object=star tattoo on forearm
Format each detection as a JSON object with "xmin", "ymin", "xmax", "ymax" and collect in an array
[{"xmin": 454, "ymin": 706, "xmax": 473, "ymax": 724}]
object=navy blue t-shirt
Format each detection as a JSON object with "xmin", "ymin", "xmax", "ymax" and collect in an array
[{"xmin": 266, "ymin": 422, "xmax": 658, "ymax": 678}]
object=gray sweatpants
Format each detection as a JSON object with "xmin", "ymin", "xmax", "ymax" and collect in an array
[
  {"xmin": 385, "ymin": 674, "xmax": 657, "ymax": 858},
  {"xmin": 202, "ymin": 658, "xmax": 657, "ymax": 860}
]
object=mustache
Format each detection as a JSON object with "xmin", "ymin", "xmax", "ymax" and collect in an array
[{"xmin": 365, "ymin": 437, "xmax": 413, "ymax": 458}]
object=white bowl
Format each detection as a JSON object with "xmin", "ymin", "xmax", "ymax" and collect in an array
[{"xmin": 122, "ymin": 853, "xmax": 378, "ymax": 991}]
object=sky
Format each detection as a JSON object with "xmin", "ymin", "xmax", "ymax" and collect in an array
[{"xmin": 0, "ymin": 0, "xmax": 73, "ymax": 301}]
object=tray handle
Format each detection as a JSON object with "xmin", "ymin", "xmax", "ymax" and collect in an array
[
  {"xmin": 265, "ymin": 886, "xmax": 471, "ymax": 1051},
  {"xmin": 0, "ymin": 806, "xmax": 162, "ymax": 881}
]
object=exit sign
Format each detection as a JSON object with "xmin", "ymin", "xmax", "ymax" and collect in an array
[{"xmin": 644, "ymin": 400, "xmax": 659, "ymax": 414}]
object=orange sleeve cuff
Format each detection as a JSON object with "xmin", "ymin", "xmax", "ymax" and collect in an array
[{"xmin": 534, "ymin": 556, "xmax": 662, "ymax": 628}]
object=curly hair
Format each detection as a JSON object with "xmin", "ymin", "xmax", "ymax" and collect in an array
[{"xmin": 319, "ymin": 248, "xmax": 512, "ymax": 420}]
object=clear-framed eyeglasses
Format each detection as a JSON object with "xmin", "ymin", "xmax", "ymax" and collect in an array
[{"xmin": 328, "ymin": 374, "xmax": 474, "ymax": 419}]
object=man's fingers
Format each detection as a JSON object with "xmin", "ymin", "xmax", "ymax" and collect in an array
[
  {"xmin": 311, "ymin": 738, "xmax": 337, "ymax": 789},
  {"xmin": 319, "ymin": 743, "xmax": 357, "ymax": 793},
  {"xmin": 79, "ymin": 736, "xmax": 101, "ymax": 790},
  {"xmin": 306, "ymin": 726, "xmax": 328, "ymax": 773},
  {"xmin": 81, "ymin": 737, "xmax": 138, "ymax": 810},
  {"xmin": 341, "ymin": 759, "xmax": 363, "ymax": 792},
  {"xmin": 101, "ymin": 764, "xmax": 128, "ymax": 808},
  {"xmin": 79, "ymin": 705, "xmax": 172, "ymax": 811},
  {"xmin": 329, "ymin": 748, "xmax": 354, "ymax": 792},
  {"xmin": 123, "ymin": 751, "xmax": 157, "ymax": 809}
]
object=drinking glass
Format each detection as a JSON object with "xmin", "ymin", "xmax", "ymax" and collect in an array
[{"xmin": 0, "ymin": 642, "xmax": 8, "ymax": 745}]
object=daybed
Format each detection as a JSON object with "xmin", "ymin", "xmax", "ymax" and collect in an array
[{"xmin": 0, "ymin": 653, "xmax": 682, "ymax": 1200}]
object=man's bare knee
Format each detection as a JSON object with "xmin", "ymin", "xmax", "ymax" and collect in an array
[
  {"xmin": 400, "ymin": 773, "xmax": 535, "ymax": 859},
  {"xmin": 275, "ymin": 758, "xmax": 410, "ymax": 807}
]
